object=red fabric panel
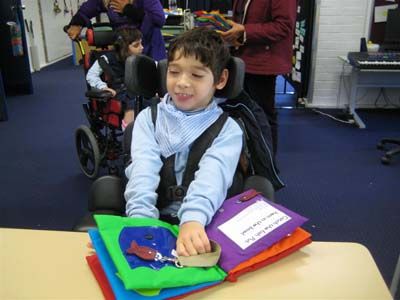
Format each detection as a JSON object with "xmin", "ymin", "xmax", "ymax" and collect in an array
[{"xmin": 86, "ymin": 254, "xmax": 116, "ymax": 300}]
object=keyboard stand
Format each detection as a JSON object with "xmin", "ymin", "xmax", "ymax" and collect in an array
[{"xmin": 348, "ymin": 67, "xmax": 400, "ymax": 129}]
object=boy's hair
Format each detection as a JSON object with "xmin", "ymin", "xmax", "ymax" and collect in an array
[
  {"xmin": 113, "ymin": 27, "xmax": 142, "ymax": 62},
  {"xmin": 168, "ymin": 27, "xmax": 231, "ymax": 83}
]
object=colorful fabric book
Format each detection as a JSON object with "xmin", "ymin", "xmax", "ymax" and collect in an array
[
  {"xmin": 94, "ymin": 216, "xmax": 226, "ymax": 290},
  {"xmin": 88, "ymin": 229, "xmax": 223, "ymax": 299}
]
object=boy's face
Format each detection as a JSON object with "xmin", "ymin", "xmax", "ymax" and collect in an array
[
  {"xmin": 128, "ymin": 39, "xmax": 144, "ymax": 56},
  {"xmin": 166, "ymin": 51, "xmax": 228, "ymax": 111}
]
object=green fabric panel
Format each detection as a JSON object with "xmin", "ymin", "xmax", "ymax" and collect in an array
[
  {"xmin": 134, "ymin": 288, "xmax": 161, "ymax": 296},
  {"xmin": 94, "ymin": 215, "xmax": 227, "ymax": 290}
]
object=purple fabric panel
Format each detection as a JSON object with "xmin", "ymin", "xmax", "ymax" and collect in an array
[{"xmin": 206, "ymin": 190, "xmax": 308, "ymax": 272}]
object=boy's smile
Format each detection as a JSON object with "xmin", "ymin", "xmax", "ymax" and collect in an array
[{"xmin": 167, "ymin": 52, "xmax": 228, "ymax": 111}]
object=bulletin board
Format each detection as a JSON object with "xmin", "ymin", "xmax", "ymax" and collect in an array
[
  {"xmin": 38, "ymin": 0, "xmax": 81, "ymax": 63},
  {"xmin": 369, "ymin": 0, "xmax": 400, "ymax": 44}
]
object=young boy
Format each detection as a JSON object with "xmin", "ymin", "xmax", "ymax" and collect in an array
[{"xmin": 124, "ymin": 27, "xmax": 243, "ymax": 256}]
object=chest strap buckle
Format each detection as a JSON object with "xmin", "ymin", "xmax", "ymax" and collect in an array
[{"xmin": 167, "ymin": 185, "xmax": 187, "ymax": 202}]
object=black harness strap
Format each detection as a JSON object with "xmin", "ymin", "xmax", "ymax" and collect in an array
[
  {"xmin": 181, "ymin": 113, "xmax": 228, "ymax": 188},
  {"xmin": 98, "ymin": 56, "xmax": 117, "ymax": 82}
]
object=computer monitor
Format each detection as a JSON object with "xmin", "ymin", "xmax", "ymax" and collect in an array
[{"xmin": 384, "ymin": 8, "xmax": 400, "ymax": 43}]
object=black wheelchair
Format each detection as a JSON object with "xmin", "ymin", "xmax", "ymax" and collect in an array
[{"xmin": 73, "ymin": 54, "xmax": 276, "ymax": 231}]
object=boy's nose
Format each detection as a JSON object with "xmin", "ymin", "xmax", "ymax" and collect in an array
[{"xmin": 176, "ymin": 74, "xmax": 190, "ymax": 88}]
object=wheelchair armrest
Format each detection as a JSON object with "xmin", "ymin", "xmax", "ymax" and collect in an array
[
  {"xmin": 88, "ymin": 175, "xmax": 125, "ymax": 213},
  {"xmin": 244, "ymin": 175, "xmax": 275, "ymax": 202},
  {"xmin": 85, "ymin": 89, "xmax": 113, "ymax": 101}
]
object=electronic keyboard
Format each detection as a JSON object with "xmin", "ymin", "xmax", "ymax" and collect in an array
[{"xmin": 347, "ymin": 52, "xmax": 400, "ymax": 69}]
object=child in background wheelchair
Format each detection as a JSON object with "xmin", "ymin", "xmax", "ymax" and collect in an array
[
  {"xmin": 86, "ymin": 27, "xmax": 143, "ymax": 128},
  {"xmin": 72, "ymin": 25, "xmax": 143, "ymax": 179}
]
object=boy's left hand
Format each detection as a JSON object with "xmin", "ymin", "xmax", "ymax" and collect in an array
[{"xmin": 177, "ymin": 221, "xmax": 211, "ymax": 256}]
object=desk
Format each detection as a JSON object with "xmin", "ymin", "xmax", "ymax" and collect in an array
[
  {"xmin": 0, "ymin": 228, "xmax": 392, "ymax": 300},
  {"xmin": 339, "ymin": 56, "xmax": 400, "ymax": 129}
]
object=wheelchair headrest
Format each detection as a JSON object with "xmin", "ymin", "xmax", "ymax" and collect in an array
[
  {"xmin": 86, "ymin": 24, "xmax": 115, "ymax": 48},
  {"xmin": 125, "ymin": 54, "xmax": 158, "ymax": 99},
  {"xmin": 124, "ymin": 55, "xmax": 245, "ymax": 99}
]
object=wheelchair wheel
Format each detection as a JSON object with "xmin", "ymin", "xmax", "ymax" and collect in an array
[{"xmin": 75, "ymin": 125, "xmax": 101, "ymax": 179}]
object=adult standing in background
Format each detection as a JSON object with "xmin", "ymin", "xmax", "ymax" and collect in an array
[
  {"xmin": 221, "ymin": 0, "xmax": 296, "ymax": 155},
  {"xmin": 67, "ymin": 0, "xmax": 166, "ymax": 60}
]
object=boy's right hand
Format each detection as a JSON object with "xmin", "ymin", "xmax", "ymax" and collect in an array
[
  {"xmin": 67, "ymin": 25, "xmax": 82, "ymax": 40},
  {"xmin": 177, "ymin": 221, "xmax": 211, "ymax": 256},
  {"xmin": 102, "ymin": 87, "xmax": 117, "ymax": 97}
]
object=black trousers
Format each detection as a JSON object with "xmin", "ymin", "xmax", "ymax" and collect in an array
[{"xmin": 243, "ymin": 73, "xmax": 278, "ymax": 155}]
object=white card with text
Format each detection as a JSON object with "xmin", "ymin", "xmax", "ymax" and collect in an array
[{"xmin": 218, "ymin": 200, "xmax": 291, "ymax": 250}]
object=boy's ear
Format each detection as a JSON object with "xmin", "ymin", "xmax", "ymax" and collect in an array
[{"xmin": 215, "ymin": 69, "xmax": 229, "ymax": 90}]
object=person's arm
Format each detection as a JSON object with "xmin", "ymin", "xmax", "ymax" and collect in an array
[
  {"xmin": 125, "ymin": 107, "xmax": 163, "ymax": 219},
  {"xmin": 176, "ymin": 117, "xmax": 243, "ymax": 256},
  {"xmin": 141, "ymin": 0, "xmax": 166, "ymax": 28},
  {"xmin": 221, "ymin": 0, "xmax": 296, "ymax": 46},
  {"xmin": 178, "ymin": 118, "xmax": 243, "ymax": 226},
  {"xmin": 109, "ymin": 0, "xmax": 145, "ymax": 23},
  {"xmin": 69, "ymin": 0, "xmax": 106, "ymax": 27},
  {"xmin": 86, "ymin": 57, "xmax": 108, "ymax": 90}
]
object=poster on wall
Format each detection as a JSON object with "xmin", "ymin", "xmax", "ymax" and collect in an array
[{"xmin": 370, "ymin": 0, "xmax": 400, "ymax": 44}]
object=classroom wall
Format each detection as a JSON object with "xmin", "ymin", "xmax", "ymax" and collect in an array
[
  {"xmin": 21, "ymin": 0, "xmax": 46, "ymax": 71},
  {"xmin": 21, "ymin": 0, "xmax": 81, "ymax": 71},
  {"xmin": 308, "ymin": 0, "xmax": 400, "ymax": 108}
]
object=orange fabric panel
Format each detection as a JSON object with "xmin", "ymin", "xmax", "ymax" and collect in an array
[{"xmin": 227, "ymin": 228, "xmax": 312, "ymax": 282}]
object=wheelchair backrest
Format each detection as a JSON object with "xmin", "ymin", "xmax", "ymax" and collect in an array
[{"xmin": 83, "ymin": 24, "xmax": 115, "ymax": 75}]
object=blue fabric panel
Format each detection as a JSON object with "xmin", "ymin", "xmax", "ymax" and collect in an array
[{"xmin": 119, "ymin": 226, "xmax": 177, "ymax": 270}]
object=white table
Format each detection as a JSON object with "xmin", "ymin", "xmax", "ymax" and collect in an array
[{"xmin": 0, "ymin": 228, "xmax": 392, "ymax": 300}]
